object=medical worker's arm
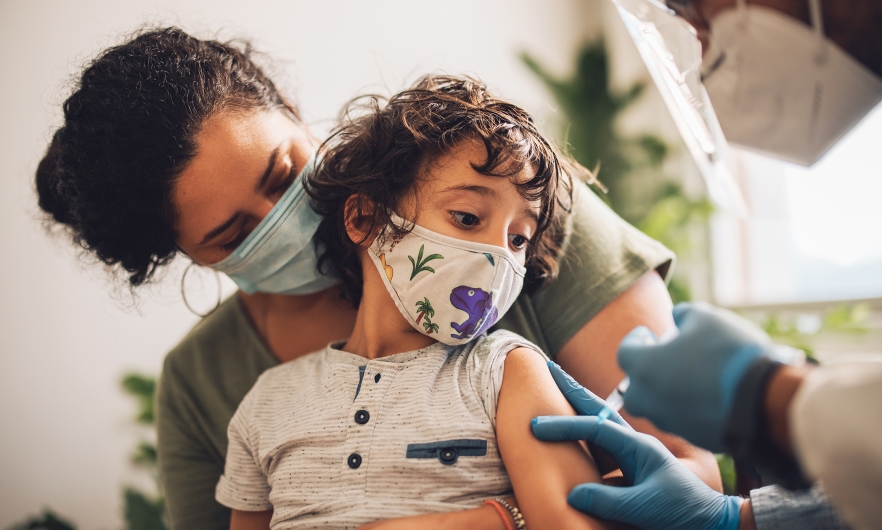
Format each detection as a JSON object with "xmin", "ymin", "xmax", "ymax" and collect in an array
[
  {"xmin": 789, "ymin": 361, "xmax": 882, "ymax": 530},
  {"xmin": 556, "ymin": 273, "xmax": 723, "ymax": 491},
  {"xmin": 496, "ymin": 347, "xmax": 613, "ymax": 529},
  {"xmin": 749, "ymin": 484, "xmax": 849, "ymax": 530}
]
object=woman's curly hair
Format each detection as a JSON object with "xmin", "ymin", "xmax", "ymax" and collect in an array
[
  {"xmin": 306, "ymin": 74, "xmax": 594, "ymax": 307},
  {"xmin": 36, "ymin": 27, "xmax": 295, "ymax": 287}
]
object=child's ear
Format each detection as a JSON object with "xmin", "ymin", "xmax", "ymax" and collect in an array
[{"xmin": 343, "ymin": 194, "xmax": 379, "ymax": 247}]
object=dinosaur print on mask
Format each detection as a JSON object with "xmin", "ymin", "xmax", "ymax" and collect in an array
[{"xmin": 449, "ymin": 285, "xmax": 498, "ymax": 341}]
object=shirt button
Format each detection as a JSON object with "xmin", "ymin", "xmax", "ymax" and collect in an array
[
  {"xmin": 374, "ymin": 373, "xmax": 381, "ymax": 383},
  {"xmin": 354, "ymin": 410, "xmax": 370, "ymax": 424},
  {"xmin": 439, "ymin": 448, "xmax": 459, "ymax": 465},
  {"xmin": 347, "ymin": 453, "xmax": 362, "ymax": 469}
]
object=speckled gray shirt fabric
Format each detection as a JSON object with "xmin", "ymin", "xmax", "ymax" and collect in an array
[{"xmin": 215, "ymin": 330, "xmax": 543, "ymax": 529}]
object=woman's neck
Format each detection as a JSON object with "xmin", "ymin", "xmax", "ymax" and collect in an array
[
  {"xmin": 343, "ymin": 256, "xmax": 437, "ymax": 360},
  {"xmin": 238, "ymin": 286, "xmax": 358, "ymax": 363}
]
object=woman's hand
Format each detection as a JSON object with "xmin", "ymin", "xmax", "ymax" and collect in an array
[{"xmin": 356, "ymin": 501, "xmax": 514, "ymax": 530}]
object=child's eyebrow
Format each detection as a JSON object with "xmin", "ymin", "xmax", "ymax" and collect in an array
[
  {"xmin": 440, "ymin": 184, "xmax": 497, "ymax": 197},
  {"xmin": 523, "ymin": 206, "xmax": 540, "ymax": 225},
  {"xmin": 440, "ymin": 184, "xmax": 541, "ymax": 224}
]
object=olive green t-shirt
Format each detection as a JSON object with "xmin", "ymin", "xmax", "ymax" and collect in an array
[{"xmin": 156, "ymin": 185, "xmax": 673, "ymax": 530}]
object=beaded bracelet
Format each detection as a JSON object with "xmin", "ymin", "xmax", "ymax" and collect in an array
[{"xmin": 495, "ymin": 498, "xmax": 526, "ymax": 530}]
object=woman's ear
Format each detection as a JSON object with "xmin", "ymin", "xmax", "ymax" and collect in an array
[{"xmin": 343, "ymin": 194, "xmax": 378, "ymax": 247}]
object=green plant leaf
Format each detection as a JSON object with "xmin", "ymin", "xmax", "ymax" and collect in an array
[
  {"xmin": 8, "ymin": 510, "xmax": 78, "ymax": 530},
  {"xmin": 123, "ymin": 488, "xmax": 168, "ymax": 530},
  {"xmin": 122, "ymin": 374, "xmax": 155, "ymax": 398},
  {"xmin": 132, "ymin": 442, "xmax": 158, "ymax": 467},
  {"xmin": 823, "ymin": 304, "xmax": 870, "ymax": 335},
  {"xmin": 122, "ymin": 374, "xmax": 156, "ymax": 425},
  {"xmin": 715, "ymin": 454, "xmax": 737, "ymax": 496}
]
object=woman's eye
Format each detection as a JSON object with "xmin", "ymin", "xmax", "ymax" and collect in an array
[
  {"xmin": 221, "ymin": 232, "xmax": 247, "ymax": 252},
  {"xmin": 508, "ymin": 234, "xmax": 530, "ymax": 250},
  {"xmin": 272, "ymin": 165, "xmax": 298, "ymax": 195},
  {"xmin": 450, "ymin": 211, "xmax": 480, "ymax": 229}
]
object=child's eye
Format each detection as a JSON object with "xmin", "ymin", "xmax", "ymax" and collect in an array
[
  {"xmin": 450, "ymin": 211, "xmax": 480, "ymax": 229},
  {"xmin": 508, "ymin": 234, "xmax": 530, "ymax": 250}
]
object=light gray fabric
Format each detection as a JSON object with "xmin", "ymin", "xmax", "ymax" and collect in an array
[
  {"xmin": 751, "ymin": 483, "xmax": 850, "ymax": 530},
  {"xmin": 216, "ymin": 330, "xmax": 543, "ymax": 529}
]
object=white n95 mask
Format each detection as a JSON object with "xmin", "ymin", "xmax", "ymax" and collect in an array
[
  {"xmin": 368, "ymin": 215, "xmax": 526, "ymax": 346},
  {"xmin": 211, "ymin": 153, "xmax": 338, "ymax": 295},
  {"xmin": 701, "ymin": 0, "xmax": 882, "ymax": 166}
]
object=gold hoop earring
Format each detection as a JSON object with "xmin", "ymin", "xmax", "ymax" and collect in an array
[{"xmin": 181, "ymin": 262, "xmax": 223, "ymax": 318}]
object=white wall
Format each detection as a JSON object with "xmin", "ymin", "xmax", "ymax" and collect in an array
[{"xmin": 0, "ymin": 1, "xmax": 602, "ymax": 527}]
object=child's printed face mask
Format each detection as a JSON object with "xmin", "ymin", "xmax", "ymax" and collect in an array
[{"xmin": 368, "ymin": 214, "xmax": 527, "ymax": 346}]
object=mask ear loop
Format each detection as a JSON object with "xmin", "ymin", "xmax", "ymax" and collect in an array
[
  {"xmin": 181, "ymin": 262, "xmax": 223, "ymax": 318},
  {"xmin": 808, "ymin": 0, "xmax": 828, "ymax": 64}
]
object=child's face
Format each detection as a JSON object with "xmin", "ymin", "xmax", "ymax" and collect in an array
[{"xmin": 402, "ymin": 140, "xmax": 541, "ymax": 266}]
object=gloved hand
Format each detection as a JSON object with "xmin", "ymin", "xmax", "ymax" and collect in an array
[
  {"xmin": 619, "ymin": 302, "xmax": 771, "ymax": 452},
  {"xmin": 533, "ymin": 411, "xmax": 741, "ymax": 530},
  {"xmin": 544, "ymin": 361, "xmax": 630, "ymax": 428},
  {"xmin": 539, "ymin": 362, "xmax": 630, "ymax": 476}
]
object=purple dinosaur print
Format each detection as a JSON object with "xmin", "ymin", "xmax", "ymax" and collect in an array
[{"xmin": 449, "ymin": 285, "xmax": 498, "ymax": 340}]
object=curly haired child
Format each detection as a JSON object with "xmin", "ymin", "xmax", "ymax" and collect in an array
[{"xmin": 216, "ymin": 75, "xmax": 613, "ymax": 530}]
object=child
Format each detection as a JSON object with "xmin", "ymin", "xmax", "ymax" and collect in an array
[{"xmin": 216, "ymin": 75, "xmax": 612, "ymax": 530}]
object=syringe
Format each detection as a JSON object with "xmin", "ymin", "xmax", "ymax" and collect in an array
[
  {"xmin": 596, "ymin": 326, "xmax": 680, "ymax": 423},
  {"xmin": 596, "ymin": 377, "xmax": 630, "ymax": 422}
]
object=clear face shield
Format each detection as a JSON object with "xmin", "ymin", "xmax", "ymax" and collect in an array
[{"xmin": 611, "ymin": 0, "xmax": 747, "ymax": 215}]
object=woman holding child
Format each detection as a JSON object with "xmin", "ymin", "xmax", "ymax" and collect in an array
[{"xmin": 37, "ymin": 28, "xmax": 720, "ymax": 529}]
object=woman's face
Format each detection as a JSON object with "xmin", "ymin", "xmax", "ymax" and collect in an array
[{"xmin": 173, "ymin": 109, "xmax": 317, "ymax": 265}]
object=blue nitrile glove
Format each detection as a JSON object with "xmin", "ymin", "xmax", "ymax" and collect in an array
[
  {"xmin": 532, "ymin": 414, "xmax": 742, "ymax": 530},
  {"xmin": 545, "ymin": 361, "xmax": 630, "ymax": 428},
  {"xmin": 618, "ymin": 302, "xmax": 772, "ymax": 452}
]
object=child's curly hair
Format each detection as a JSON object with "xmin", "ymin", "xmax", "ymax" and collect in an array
[{"xmin": 306, "ymin": 74, "xmax": 594, "ymax": 307}]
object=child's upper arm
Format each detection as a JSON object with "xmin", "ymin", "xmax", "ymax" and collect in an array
[
  {"xmin": 230, "ymin": 509, "xmax": 273, "ymax": 530},
  {"xmin": 495, "ymin": 347, "xmax": 613, "ymax": 530}
]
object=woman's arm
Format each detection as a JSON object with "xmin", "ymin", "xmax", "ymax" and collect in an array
[
  {"xmin": 496, "ymin": 347, "xmax": 613, "ymax": 529},
  {"xmin": 157, "ymin": 372, "xmax": 234, "ymax": 530},
  {"xmin": 556, "ymin": 271, "xmax": 722, "ymax": 491},
  {"xmin": 230, "ymin": 509, "xmax": 272, "ymax": 530}
]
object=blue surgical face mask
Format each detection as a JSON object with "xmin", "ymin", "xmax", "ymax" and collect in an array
[{"xmin": 210, "ymin": 153, "xmax": 338, "ymax": 295}]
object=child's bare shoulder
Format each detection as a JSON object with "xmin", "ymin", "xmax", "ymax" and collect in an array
[{"xmin": 472, "ymin": 330, "xmax": 547, "ymax": 361}]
